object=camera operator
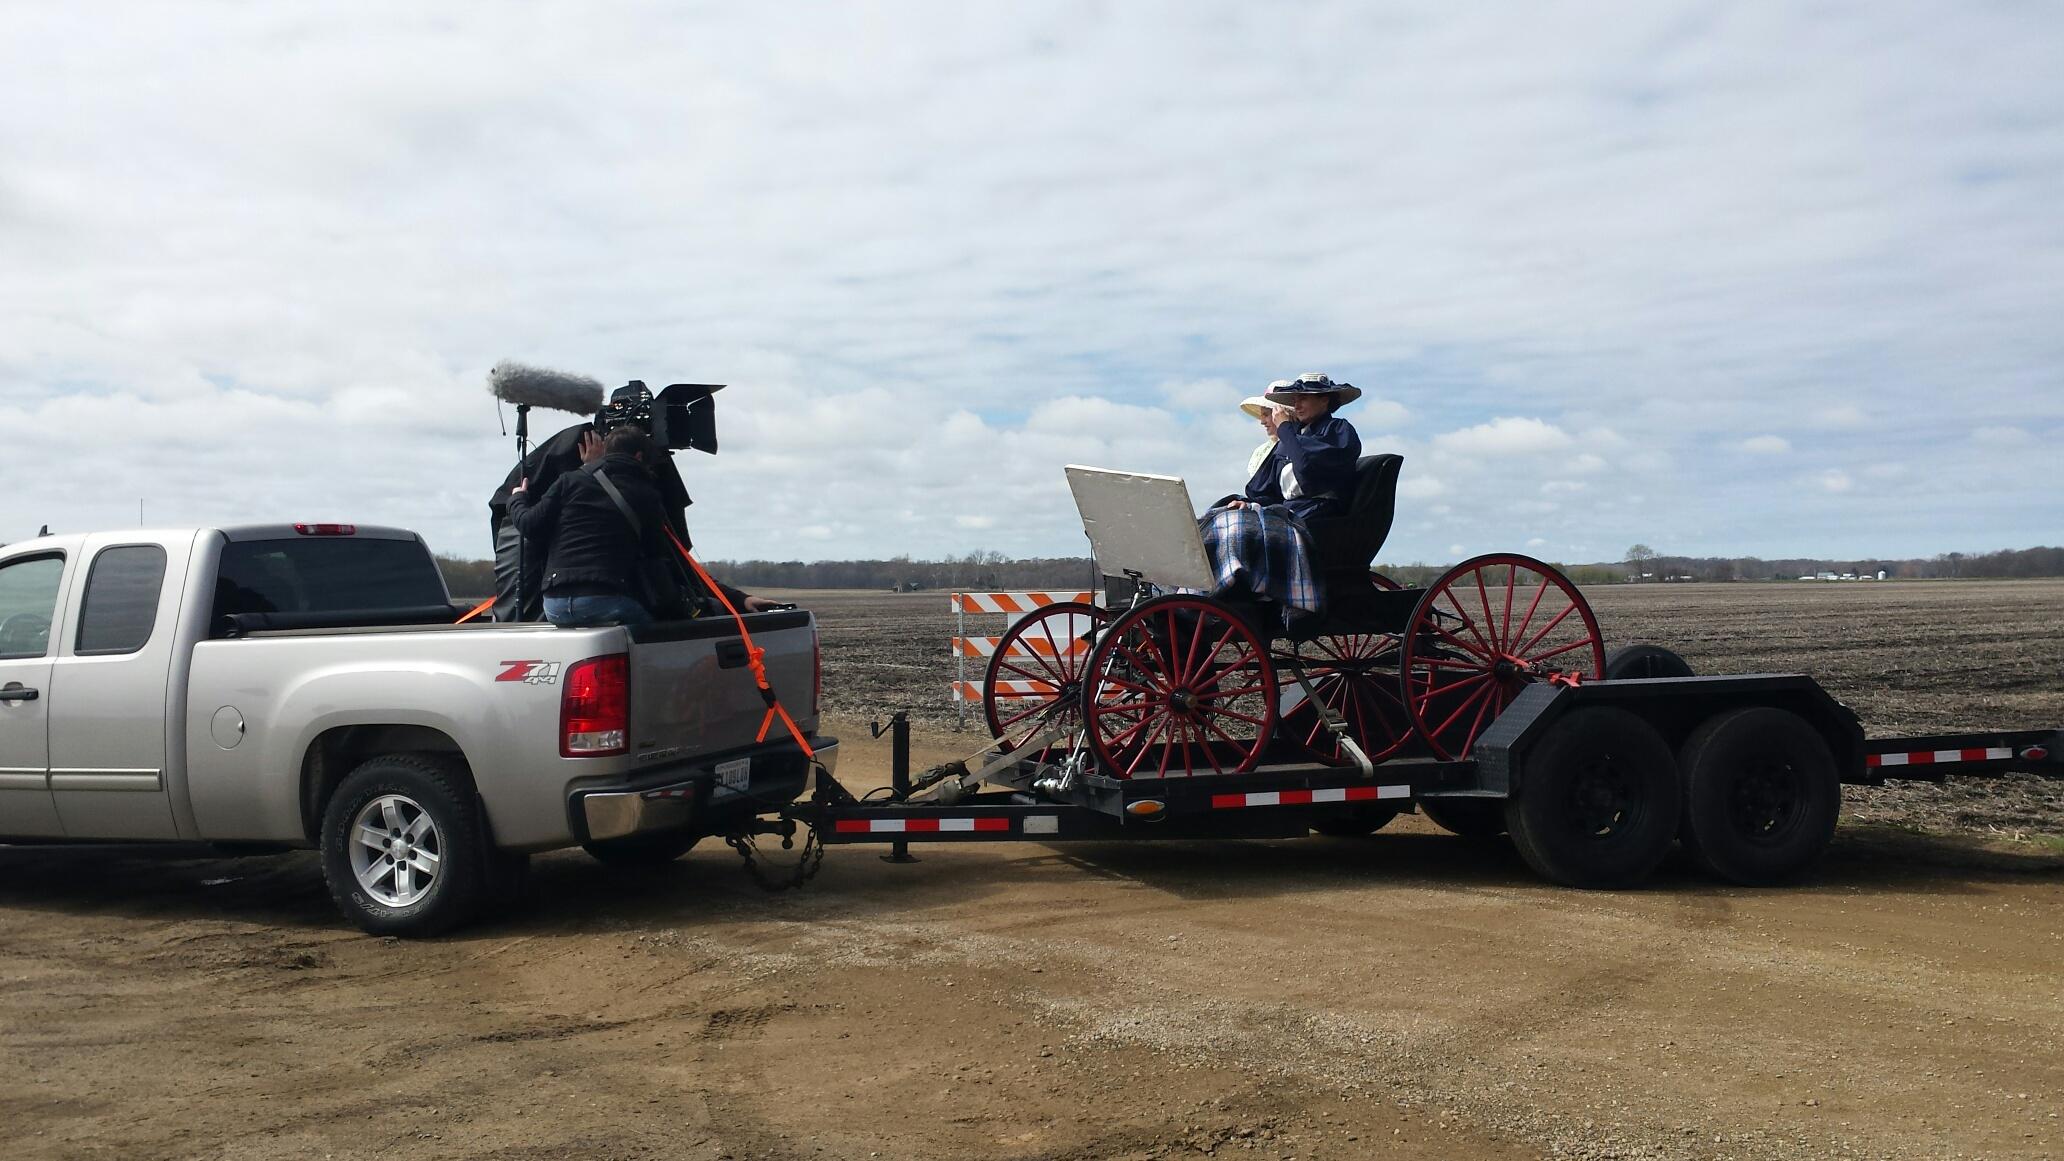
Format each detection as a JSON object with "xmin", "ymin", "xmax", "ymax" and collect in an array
[{"xmin": 495, "ymin": 387, "xmax": 777, "ymax": 623}]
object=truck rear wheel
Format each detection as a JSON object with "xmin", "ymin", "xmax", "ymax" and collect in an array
[
  {"xmin": 582, "ymin": 831, "xmax": 702, "ymax": 869},
  {"xmin": 1419, "ymin": 798, "xmax": 1507, "ymax": 838},
  {"xmin": 320, "ymin": 754, "xmax": 487, "ymax": 937},
  {"xmin": 1505, "ymin": 706, "xmax": 1681, "ymax": 889},
  {"xmin": 1678, "ymin": 707, "xmax": 1840, "ymax": 885}
]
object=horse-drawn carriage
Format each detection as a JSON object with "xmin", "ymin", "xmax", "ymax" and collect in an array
[{"xmin": 980, "ymin": 457, "xmax": 1607, "ymax": 785}]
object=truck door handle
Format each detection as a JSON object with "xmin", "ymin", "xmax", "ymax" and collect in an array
[
  {"xmin": 715, "ymin": 641, "xmax": 750, "ymax": 669},
  {"xmin": 0, "ymin": 685, "xmax": 38, "ymax": 702}
]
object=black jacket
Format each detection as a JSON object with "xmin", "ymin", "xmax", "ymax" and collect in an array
[
  {"xmin": 506, "ymin": 454, "xmax": 667, "ymax": 597},
  {"xmin": 491, "ymin": 422, "xmax": 693, "ymax": 544}
]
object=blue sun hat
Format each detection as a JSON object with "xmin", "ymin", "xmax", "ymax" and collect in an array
[{"xmin": 1263, "ymin": 371, "xmax": 1361, "ymax": 408}]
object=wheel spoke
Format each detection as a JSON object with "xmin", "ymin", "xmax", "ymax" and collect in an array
[
  {"xmin": 356, "ymin": 824, "xmax": 388, "ymax": 851},
  {"xmin": 1508, "ymin": 574, "xmax": 1553, "ymax": 652},
  {"xmin": 1473, "ymin": 567, "xmax": 1500, "ymax": 652},
  {"xmin": 1500, "ymin": 565, "xmax": 1518, "ymax": 652},
  {"xmin": 392, "ymin": 860, "xmax": 414, "ymax": 898},
  {"xmin": 1192, "ymin": 718, "xmax": 1228, "ymax": 776},
  {"xmin": 408, "ymin": 849, "xmax": 440, "ymax": 874},
  {"xmin": 1525, "ymin": 637, "xmax": 1597, "ymax": 664},
  {"xmin": 1513, "ymin": 599, "xmax": 1580, "ymax": 657},
  {"xmin": 1442, "ymin": 588, "xmax": 1497, "ymax": 656},
  {"xmin": 405, "ymin": 812, "xmax": 435, "ymax": 841},
  {"xmin": 380, "ymin": 798, "xmax": 404, "ymax": 832},
  {"xmin": 1210, "ymin": 707, "xmax": 1271, "ymax": 727},
  {"xmin": 1427, "ymin": 681, "xmax": 1496, "ymax": 738},
  {"xmin": 1431, "ymin": 622, "xmax": 1494, "ymax": 660}
]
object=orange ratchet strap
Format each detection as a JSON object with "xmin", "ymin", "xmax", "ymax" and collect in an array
[
  {"xmin": 664, "ymin": 527, "xmax": 816, "ymax": 761},
  {"xmin": 453, "ymin": 595, "xmax": 496, "ymax": 624}
]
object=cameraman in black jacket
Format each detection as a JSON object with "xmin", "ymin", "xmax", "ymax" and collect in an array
[{"xmin": 505, "ymin": 426, "xmax": 670, "ymax": 626}]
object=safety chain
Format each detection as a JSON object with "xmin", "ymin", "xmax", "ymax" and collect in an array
[{"xmin": 724, "ymin": 820, "xmax": 825, "ymax": 893}]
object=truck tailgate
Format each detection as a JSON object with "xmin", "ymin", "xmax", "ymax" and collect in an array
[{"xmin": 624, "ymin": 611, "xmax": 818, "ymax": 766}]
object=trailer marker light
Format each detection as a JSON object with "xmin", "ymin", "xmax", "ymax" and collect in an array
[
  {"xmin": 1126, "ymin": 799, "xmax": 1166, "ymax": 819},
  {"xmin": 2023, "ymin": 745, "xmax": 2049, "ymax": 761}
]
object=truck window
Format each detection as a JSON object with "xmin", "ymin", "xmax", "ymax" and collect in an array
[
  {"xmin": 76, "ymin": 545, "xmax": 169, "ymax": 656},
  {"xmin": 213, "ymin": 538, "xmax": 448, "ymax": 622},
  {"xmin": 0, "ymin": 554, "xmax": 65, "ymax": 660}
]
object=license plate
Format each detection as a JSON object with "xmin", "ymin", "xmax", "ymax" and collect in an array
[{"xmin": 716, "ymin": 758, "xmax": 751, "ymax": 792}]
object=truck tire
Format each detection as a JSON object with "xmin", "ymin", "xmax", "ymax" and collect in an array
[
  {"xmin": 1604, "ymin": 644, "xmax": 1695, "ymax": 680},
  {"xmin": 1678, "ymin": 707, "xmax": 1840, "ymax": 885},
  {"xmin": 1419, "ymin": 798, "xmax": 1507, "ymax": 838},
  {"xmin": 1505, "ymin": 706, "xmax": 1681, "ymax": 889},
  {"xmin": 1310, "ymin": 805, "xmax": 1400, "ymax": 837},
  {"xmin": 582, "ymin": 831, "xmax": 702, "ymax": 869},
  {"xmin": 320, "ymin": 754, "xmax": 488, "ymax": 937}
]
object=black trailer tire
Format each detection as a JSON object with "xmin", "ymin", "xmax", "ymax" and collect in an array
[
  {"xmin": 582, "ymin": 831, "xmax": 703, "ymax": 869},
  {"xmin": 1505, "ymin": 706, "xmax": 1681, "ymax": 889},
  {"xmin": 1678, "ymin": 706, "xmax": 1840, "ymax": 885},
  {"xmin": 1419, "ymin": 798, "xmax": 1508, "ymax": 838},
  {"xmin": 320, "ymin": 754, "xmax": 487, "ymax": 937},
  {"xmin": 1604, "ymin": 644, "xmax": 1695, "ymax": 680},
  {"xmin": 1310, "ymin": 805, "xmax": 1401, "ymax": 837}
]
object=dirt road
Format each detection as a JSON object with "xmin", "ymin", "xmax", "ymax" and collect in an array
[{"xmin": 3, "ymin": 719, "xmax": 2059, "ymax": 1161}]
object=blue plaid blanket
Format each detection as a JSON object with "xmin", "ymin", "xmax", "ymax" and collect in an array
[{"xmin": 1192, "ymin": 504, "xmax": 1321, "ymax": 627}]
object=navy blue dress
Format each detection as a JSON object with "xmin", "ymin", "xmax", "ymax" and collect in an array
[{"xmin": 1240, "ymin": 415, "xmax": 1361, "ymax": 521}]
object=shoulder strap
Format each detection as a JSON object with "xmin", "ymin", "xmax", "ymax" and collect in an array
[{"xmin": 589, "ymin": 468, "xmax": 641, "ymax": 537}]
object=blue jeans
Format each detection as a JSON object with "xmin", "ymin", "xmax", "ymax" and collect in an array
[{"xmin": 543, "ymin": 592, "xmax": 653, "ymax": 627}]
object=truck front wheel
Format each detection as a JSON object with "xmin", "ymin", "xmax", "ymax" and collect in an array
[{"xmin": 320, "ymin": 754, "xmax": 487, "ymax": 937}]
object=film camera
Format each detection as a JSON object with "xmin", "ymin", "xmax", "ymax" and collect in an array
[{"xmin": 596, "ymin": 380, "xmax": 723, "ymax": 453}]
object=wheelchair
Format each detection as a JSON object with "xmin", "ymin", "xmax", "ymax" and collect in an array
[{"xmin": 980, "ymin": 456, "xmax": 1605, "ymax": 778}]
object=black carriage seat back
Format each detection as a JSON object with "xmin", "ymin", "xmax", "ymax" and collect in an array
[{"xmin": 1304, "ymin": 454, "xmax": 1403, "ymax": 578}]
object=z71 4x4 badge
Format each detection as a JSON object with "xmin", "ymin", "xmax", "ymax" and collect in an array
[{"xmin": 495, "ymin": 660, "xmax": 563, "ymax": 685}]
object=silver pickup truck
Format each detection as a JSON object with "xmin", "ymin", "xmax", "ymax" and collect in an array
[{"xmin": 0, "ymin": 523, "xmax": 834, "ymax": 935}]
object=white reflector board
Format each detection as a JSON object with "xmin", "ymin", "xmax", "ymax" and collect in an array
[{"xmin": 1065, "ymin": 465, "xmax": 1215, "ymax": 591}]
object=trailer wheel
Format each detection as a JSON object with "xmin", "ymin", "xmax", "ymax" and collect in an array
[
  {"xmin": 1505, "ymin": 706, "xmax": 1680, "ymax": 889},
  {"xmin": 320, "ymin": 754, "xmax": 487, "ymax": 937},
  {"xmin": 1419, "ymin": 798, "xmax": 1508, "ymax": 838},
  {"xmin": 983, "ymin": 601, "xmax": 1108, "ymax": 759},
  {"xmin": 582, "ymin": 831, "xmax": 703, "ymax": 870},
  {"xmin": 1310, "ymin": 805, "xmax": 1400, "ymax": 837},
  {"xmin": 1678, "ymin": 707, "xmax": 1840, "ymax": 885},
  {"xmin": 1604, "ymin": 644, "xmax": 1695, "ymax": 680}
]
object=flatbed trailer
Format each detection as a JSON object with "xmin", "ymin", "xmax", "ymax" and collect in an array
[{"xmin": 775, "ymin": 674, "xmax": 2062, "ymax": 890}]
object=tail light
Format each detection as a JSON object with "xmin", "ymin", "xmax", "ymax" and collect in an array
[
  {"xmin": 561, "ymin": 654, "xmax": 628, "ymax": 757},
  {"xmin": 812, "ymin": 625, "xmax": 822, "ymax": 716},
  {"xmin": 293, "ymin": 523, "xmax": 357, "ymax": 535}
]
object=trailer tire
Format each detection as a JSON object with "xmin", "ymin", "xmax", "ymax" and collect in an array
[
  {"xmin": 1310, "ymin": 805, "xmax": 1400, "ymax": 837},
  {"xmin": 582, "ymin": 831, "xmax": 703, "ymax": 870},
  {"xmin": 320, "ymin": 754, "xmax": 487, "ymax": 937},
  {"xmin": 1604, "ymin": 645, "xmax": 1695, "ymax": 680},
  {"xmin": 1419, "ymin": 798, "xmax": 1507, "ymax": 838},
  {"xmin": 1505, "ymin": 706, "xmax": 1681, "ymax": 889},
  {"xmin": 1678, "ymin": 707, "xmax": 1840, "ymax": 885}
]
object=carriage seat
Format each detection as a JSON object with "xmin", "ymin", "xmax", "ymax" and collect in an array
[{"xmin": 1291, "ymin": 453, "xmax": 1417, "ymax": 640}]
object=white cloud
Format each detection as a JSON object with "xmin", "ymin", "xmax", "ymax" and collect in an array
[
  {"xmin": 1525, "ymin": 536, "xmax": 1547, "ymax": 548},
  {"xmin": 1971, "ymin": 425, "xmax": 2035, "ymax": 446},
  {"xmin": 1818, "ymin": 469, "xmax": 1855, "ymax": 493},
  {"xmin": 3, "ymin": 2, "xmax": 2061, "ymax": 564},
  {"xmin": 1740, "ymin": 435, "xmax": 1792, "ymax": 454},
  {"xmin": 1432, "ymin": 417, "xmax": 1575, "ymax": 457}
]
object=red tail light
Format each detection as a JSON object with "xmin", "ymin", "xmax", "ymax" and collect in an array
[
  {"xmin": 560, "ymin": 654, "xmax": 628, "ymax": 757},
  {"xmin": 293, "ymin": 523, "xmax": 357, "ymax": 536}
]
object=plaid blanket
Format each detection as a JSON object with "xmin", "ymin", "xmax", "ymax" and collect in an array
[{"xmin": 1192, "ymin": 504, "xmax": 1321, "ymax": 627}]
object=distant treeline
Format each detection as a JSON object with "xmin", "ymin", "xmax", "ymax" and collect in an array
[{"xmin": 433, "ymin": 545, "xmax": 2064, "ymax": 597}]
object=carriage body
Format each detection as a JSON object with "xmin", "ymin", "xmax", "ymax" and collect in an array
[{"xmin": 980, "ymin": 462, "xmax": 1606, "ymax": 780}]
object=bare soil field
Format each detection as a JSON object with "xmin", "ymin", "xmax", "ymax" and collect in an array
[{"xmin": 3, "ymin": 580, "xmax": 2060, "ymax": 1160}]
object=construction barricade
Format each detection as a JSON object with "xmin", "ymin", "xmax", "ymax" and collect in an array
[{"xmin": 950, "ymin": 591, "xmax": 1096, "ymax": 727}]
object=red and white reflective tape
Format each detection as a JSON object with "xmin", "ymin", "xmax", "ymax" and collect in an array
[
  {"xmin": 952, "ymin": 679, "xmax": 1056, "ymax": 701},
  {"xmin": 1867, "ymin": 746, "xmax": 2014, "ymax": 768},
  {"xmin": 1210, "ymin": 785, "xmax": 1410, "ymax": 809},
  {"xmin": 951, "ymin": 592, "xmax": 1093, "ymax": 615},
  {"xmin": 951, "ymin": 635, "xmax": 1090, "ymax": 659},
  {"xmin": 833, "ymin": 817, "xmax": 1012, "ymax": 834}
]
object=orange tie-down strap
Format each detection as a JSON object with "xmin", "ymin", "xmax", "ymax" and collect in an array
[
  {"xmin": 453, "ymin": 595, "xmax": 497, "ymax": 624},
  {"xmin": 665, "ymin": 527, "xmax": 816, "ymax": 761}
]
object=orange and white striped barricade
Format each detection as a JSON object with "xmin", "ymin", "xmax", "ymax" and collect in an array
[{"xmin": 949, "ymin": 591, "xmax": 1097, "ymax": 727}]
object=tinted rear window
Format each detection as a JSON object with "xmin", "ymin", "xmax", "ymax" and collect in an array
[
  {"xmin": 213, "ymin": 538, "xmax": 447, "ymax": 621},
  {"xmin": 77, "ymin": 545, "xmax": 168, "ymax": 655}
]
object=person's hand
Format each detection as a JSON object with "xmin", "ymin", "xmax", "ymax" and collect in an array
[
  {"xmin": 577, "ymin": 429, "xmax": 605, "ymax": 463},
  {"xmin": 1227, "ymin": 499, "xmax": 1248, "ymax": 510},
  {"xmin": 743, "ymin": 596, "xmax": 780, "ymax": 612},
  {"xmin": 1260, "ymin": 407, "xmax": 1287, "ymax": 437},
  {"xmin": 511, "ymin": 478, "xmax": 528, "ymax": 496}
]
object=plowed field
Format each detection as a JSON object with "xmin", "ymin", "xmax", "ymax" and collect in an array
[{"xmin": 2, "ymin": 579, "xmax": 2059, "ymax": 1161}]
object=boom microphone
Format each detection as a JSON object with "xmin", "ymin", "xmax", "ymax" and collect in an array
[{"xmin": 487, "ymin": 360, "xmax": 606, "ymax": 416}]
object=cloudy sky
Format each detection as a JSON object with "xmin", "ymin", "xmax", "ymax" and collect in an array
[{"xmin": 5, "ymin": 2, "xmax": 2059, "ymax": 565}]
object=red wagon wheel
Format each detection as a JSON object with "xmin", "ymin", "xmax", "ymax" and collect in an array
[
  {"xmin": 1278, "ymin": 632, "xmax": 1411, "ymax": 766},
  {"xmin": 982, "ymin": 601, "xmax": 1108, "ymax": 757},
  {"xmin": 1082, "ymin": 596, "xmax": 1278, "ymax": 778},
  {"xmin": 1399, "ymin": 554, "xmax": 1605, "ymax": 761}
]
